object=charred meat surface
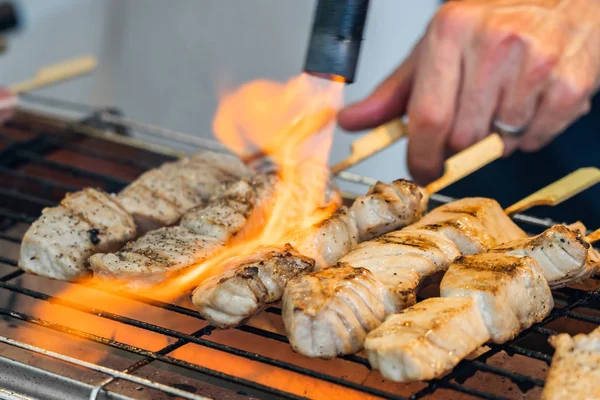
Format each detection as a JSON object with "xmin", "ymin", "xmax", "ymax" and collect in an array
[
  {"xmin": 118, "ymin": 152, "xmax": 251, "ymax": 234},
  {"xmin": 412, "ymin": 197, "xmax": 526, "ymax": 254},
  {"xmin": 19, "ymin": 188, "xmax": 137, "ymax": 281},
  {"xmin": 282, "ymin": 264, "xmax": 402, "ymax": 359},
  {"xmin": 282, "ymin": 227, "xmax": 461, "ymax": 358},
  {"xmin": 350, "ymin": 179, "xmax": 428, "ymax": 242},
  {"xmin": 440, "ymin": 253, "xmax": 553, "ymax": 343},
  {"xmin": 89, "ymin": 226, "xmax": 222, "ymax": 288},
  {"xmin": 365, "ymin": 297, "xmax": 489, "ymax": 382},
  {"xmin": 541, "ymin": 327, "xmax": 600, "ymax": 400},
  {"xmin": 192, "ymin": 245, "xmax": 314, "ymax": 329},
  {"xmin": 493, "ymin": 224, "xmax": 598, "ymax": 288}
]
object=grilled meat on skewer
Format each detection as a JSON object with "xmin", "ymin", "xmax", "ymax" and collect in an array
[
  {"xmin": 365, "ymin": 297, "xmax": 489, "ymax": 382},
  {"xmin": 283, "ymin": 228, "xmax": 461, "ymax": 357},
  {"xmin": 411, "ymin": 198, "xmax": 526, "ymax": 254},
  {"xmin": 192, "ymin": 245, "xmax": 314, "ymax": 329},
  {"xmin": 118, "ymin": 153, "xmax": 251, "ymax": 234},
  {"xmin": 282, "ymin": 264, "xmax": 401, "ymax": 358},
  {"xmin": 492, "ymin": 224, "xmax": 599, "ymax": 288},
  {"xmin": 90, "ymin": 226, "xmax": 222, "ymax": 288},
  {"xmin": 350, "ymin": 180, "xmax": 428, "ymax": 242},
  {"xmin": 19, "ymin": 188, "xmax": 137, "ymax": 281},
  {"xmin": 190, "ymin": 180, "xmax": 429, "ymax": 329},
  {"xmin": 541, "ymin": 327, "xmax": 600, "ymax": 400},
  {"xmin": 440, "ymin": 253, "xmax": 553, "ymax": 343}
]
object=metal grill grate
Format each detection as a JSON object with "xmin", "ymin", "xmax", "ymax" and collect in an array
[{"xmin": 0, "ymin": 107, "xmax": 598, "ymax": 400}]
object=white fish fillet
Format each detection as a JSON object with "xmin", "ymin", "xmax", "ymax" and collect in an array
[
  {"xmin": 89, "ymin": 226, "xmax": 222, "ymax": 288},
  {"xmin": 118, "ymin": 153, "xmax": 251, "ymax": 233},
  {"xmin": 192, "ymin": 245, "xmax": 314, "ymax": 329},
  {"xmin": 365, "ymin": 297, "xmax": 489, "ymax": 382},
  {"xmin": 19, "ymin": 188, "xmax": 137, "ymax": 281},
  {"xmin": 283, "ymin": 264, "xmax": 401, "ymax": 358},
  {"xmin": 541, "ymin": 327, "xmax": 600, "ymax": 400},
  {"xmin": 440, "ymin": 253, "xmax": 553, "ymax": 343},
  {"xmin": 412, "ymin": 198, "xmax": 526, "ymax": 254},
  {"xmin": 493, "ymin": 224, "xmax": 597, "ymax": 288},
  {"xmin": 350, "ymin": 179, "xmax": 428, "ymax": 242}
]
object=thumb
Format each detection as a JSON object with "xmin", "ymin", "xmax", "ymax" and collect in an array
[{"xmin": 338, "ymin": 42, "xmax": 421, "ymax": 132}]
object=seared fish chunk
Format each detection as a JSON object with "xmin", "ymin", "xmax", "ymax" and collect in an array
[
  {"xmin": 440, "ymin": 253, "xmax": 553, "ymax": 343},
  {"xmin": 282, "ymin": 264, "xmax": 402, "ymax": 358},
  {"xmin": 493, "ymin": 224, "xmax": 597, "ymax": 288},
  {"xmin": 181, "ymin": 175, "xmax": 275, "ymax": 241},
  {"xmin": 412, "ymin": 198, "xmax": 526, "ymax": 254},
  {"xmin": 118, "ymin": 153, "xmax": 250, "ymax": 233},
  {"xmin": 365, "ymin": 297, "xmax": 489, "ymax": 382},
  {"xmin": 192, "ymin": 245, "xmax": 314, "ymax": 329},
  {"xmin": 188, "ymin": 150, "xmax": 252, "ymax": 181},
  {"xmin": 350, "ymin": 179, "xmax": 428, "ymax": 242},
  {"xmin": 541, "ymin": 327, "xmax": 600, "ymax": 400},
  {"xmin": 19, "ymin": 188, "xmax": 136, "ymax": 281},
  {"xmin": 89, "ymin": 226, "xmax": 222, "ymax": 288},
  {"xmin": 289, "ymin": 206, "xmax": 359, "ymax": 268}
]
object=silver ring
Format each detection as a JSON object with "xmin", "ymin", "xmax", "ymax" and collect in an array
[{"xmin": 492, "ymin": 119, "xmax": 526, "ymax": 137}]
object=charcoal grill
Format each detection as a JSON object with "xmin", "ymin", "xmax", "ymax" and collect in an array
[{"xmin": 0, "ymin": 95, "xmax": 598, "ymax": 400}]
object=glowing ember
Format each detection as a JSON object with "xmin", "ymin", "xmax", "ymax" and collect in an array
[{"xmin": 18, "ymin": 73, "xmax": 344, "ymax": 363}]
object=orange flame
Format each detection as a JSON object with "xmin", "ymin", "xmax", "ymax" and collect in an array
[{"xmin": 18, "ymin": 73, "xmax": 344, "ymax": 367}]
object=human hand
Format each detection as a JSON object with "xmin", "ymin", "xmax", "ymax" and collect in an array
[{"xmin": 338, "ymin": 0, "xmax": 600, "ymax": 184}]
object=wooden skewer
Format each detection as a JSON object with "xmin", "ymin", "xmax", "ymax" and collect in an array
[
  {"xmin": 504, "ymin": 167, "xmax": 600, "ymax": 216},
  {"xmin": 586, "ymin": 229, "xmax": 600, "ymax": 244},
  {"xmin": 8, "ymin": 55, "xmax": 97, "ymax": 94},
  {"xmin": 425, "ymin": 134, "xmax": 504, "ymax": 194},
  {"xmin": 331, "ymin": 118, "xmax": 406, "ymax": 174}
]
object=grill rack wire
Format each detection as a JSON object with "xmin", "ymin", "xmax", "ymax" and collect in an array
[{"xmin": 0, "ymin": 97, "xmax": 597, "ymax": 400}]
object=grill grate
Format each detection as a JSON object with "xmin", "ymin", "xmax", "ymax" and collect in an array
[{"xmin": 0, "ymin": 108, "xmax": 598, "ymax": 400}]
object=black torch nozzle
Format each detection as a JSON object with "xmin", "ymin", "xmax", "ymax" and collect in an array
[{"xmin": 303, "ymin": 0, "xmax": 370, "ymax": 84}]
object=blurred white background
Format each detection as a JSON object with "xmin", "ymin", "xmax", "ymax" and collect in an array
[{"xmin": 0, "ymin": 0, "xmax": 438, "ymax": 190}]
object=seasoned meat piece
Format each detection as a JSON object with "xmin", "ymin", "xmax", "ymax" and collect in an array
[
  {"xmin": 412, "ymin": 198, "xmax": 526, "ymax": 254},
  {"xmin": 350, "ymin": 179, "xmax": 428, "ymax": 242},
  {"xmin": 282, "ymin": 227, "xmax": 461, "ymax": 358},
  {"xmin": 288, "ymin": 206, "xmax": 359, "ymax": 268},
  {"xmin": 493, "ymin": 224, "xmax": 597, "ymax": 288},
  {"xmin": 192, "ymin": 245, "xmax": 314, "ymax": 328},
  {"xmin": 118, "ymin": 153, "xmax": 251, "ymax": 233},
  {"xmin": 282, "ymin": 264, "xmax": 403, "ymax": 359},
  {"xmin": 365, "ymin": 297, "xmax": 489, "ymax": 382},
  {"xmin": 440, "ymin": 253, "xmax": 553, "ymax": 343},
  {"xmin": 89, "ymin": 226, "xmax": 222, "ymax": 288},
  {"xmin": 19, "ymin": 188, "xmax": 136, "ymax": 281},
  {"xmin": 181, "ymin": 175, "xmax": 275, "ymax": 241},
  {"xmin": 541, "ymin": 327, "xmax": 600, "ymax": 400}
]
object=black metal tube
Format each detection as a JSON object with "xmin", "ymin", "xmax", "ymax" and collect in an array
[{"xmin": 303, "ymin": 0, "xmax": 370, "ymax": 84}]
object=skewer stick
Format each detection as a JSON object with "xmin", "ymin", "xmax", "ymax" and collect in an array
[
  {"xmin": 504, "ymin": 167, "xmax": 600, "ymax": 216},
  {"xmin": 425, "ymin": 134, "xmax": 504, "ymax": 194},
  {"xmin": 331, "ymin": 118, "xmax": 406, "ymax": 174},
  {"xmin": 586, "ymin": 229, "xmax": 600, "ymax": 244},
  {"xmin": 8, "ymin": 55, "xmax": 97, "ymax": 94}
]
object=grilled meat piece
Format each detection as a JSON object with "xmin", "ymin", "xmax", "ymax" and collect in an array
[
  {"xmin": 541, "ymin": 327, "xmax": 600, "ymax": 400},
  {"xmin": 181, "ymin": 175, "xmax": 275, "ymax": 241},
  {"xmin": 350, "ymin": 180, "xmax": 428, "ymax": 242},
  {"xmin": 89, "ymin": 226, "xmax": 222, "ymax": 288},
  {"xmin": 412, "ymin": 198, "xmax": 526, "ymax": 254},
  {"xmin": 440, "ymin": 253, "xmax": 553, "ymax": 343},
  {"xmin": 493, "ymin": 224, "xmax": 598, "ymax": 288},
  {"xmin": 118, "ymin": 153, "xmax": 251, "ymax": 233},
  {"xmin": 283, "ymin": 264, "xmax": 401, "ymax": 358},
  {"xmin": 19, "ymin": 188, "xmax": 137, "ymax": 281},
  {"xmin": 282, "ymin": 227, "xmax": 461, "ymax": 358},
  {"xmin": 365, "ymin": 297, "xmax": 489, "ymax": 382},
  {"xmin": 288, "ymin": 206, "xmax": 359, "ymax": 268},
  {"xmin": 192, "ymin": 245, "xmax": 314, "ymax": 328}
]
